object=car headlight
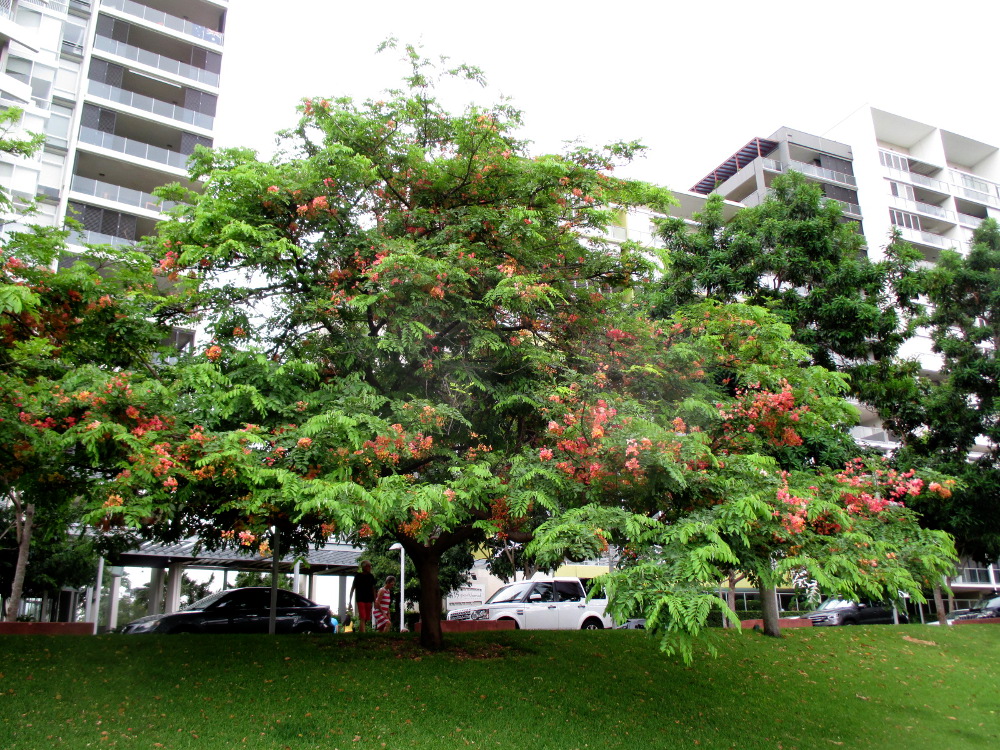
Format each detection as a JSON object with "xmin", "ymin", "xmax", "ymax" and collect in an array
[
  {"xmin": 125, "ymin": 618, "xmax": 164, "ymax": 633},
  {"xmin": 471, "ymin": 609, "xmax": 490, "ymax": 620}
]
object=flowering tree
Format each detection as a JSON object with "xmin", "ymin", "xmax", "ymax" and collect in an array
[
  {"xmin": 1, "ymin": 224, "xmax": 172, "ymax": 620},
  {"xmin": 92, "ymin": 46, "xmax": 676, "ymax": 648},
  {"xmin": 528, "ymin": 304, "xmax": 957, "ymax": 659}
]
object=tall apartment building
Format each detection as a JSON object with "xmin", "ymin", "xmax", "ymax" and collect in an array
[
  {"xmin": 0, "ymin": 0, "xmax": 226, "ymax": 248},
  {"xmin": 691, "ymin": 107, "xmax": 1000, "ymax": 605}
]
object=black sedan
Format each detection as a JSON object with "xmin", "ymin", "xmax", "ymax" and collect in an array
[{"xmin": 120, "ymin": 587, "xmax": 333, "ymax": 634}]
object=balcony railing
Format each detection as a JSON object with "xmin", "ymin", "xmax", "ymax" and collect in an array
[
  {"xmin": 12, "ymin": 0, "xmax": 92, "ymax": 15},
  {"xmin": 894, "ymin": 225, "xmax": 956, "ymax": 250},
  {"xmin": 957, "ymin": 185, "xmax": 1000, "ymax": 209},
  {"xmin": 952, "ymin": 564, "xmax": 999, "ymax": 586},
  {"xmin": 889, "ymin": 195, "xmax": 955, "ymax": 222},
  {"xmin": 823, "ymin": 197, "xmax": 862, "ymax": 216},
  {"xmin": 71, "ymin": 229, "xmax": 135, "ymax": 248},
  {"xmin": 882, "ymin": 166, "xmax": 951, "ymax": 194},
  {"xmin": 70, "ymin": 175, "xmax": 178, "ymax": 213},
  {"xmin": 762, "ymin": 157, "xmax": 857, "ymax": 187},
  {"xmin": 958, "ymin": 213, "xmax": 984, "ymax": 229},
  {"xmin": 101, "ymin": 0, "xmax": 224, "ymax": 45},
  {"xmin": 78, "ymin": 126, "xmax": 189, "ymax": 170},
  {"xmin": 87, "ymin": 80, "xmax": 214, "ymax": 129},
  {"xmin": 950, "ymin": 169, "xmax": 998, "ymax": 194},
  {"xmin": 94, "ymin": 35, "xmax": 220, "ymax": 87},
  {"xmin": 788, "ymin": 159, "xmax": 856, "ymax": 187}
]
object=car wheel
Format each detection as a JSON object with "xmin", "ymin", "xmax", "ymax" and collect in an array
[
  {"xmin": 841, "ymin": 619, "xmax": 858, "ymax": 626},
  {"xmin": 581, "ymin": 618, "xmax": 604, "ymax": 630},
  {"xmin": 296, "ymin": 625, "xmax": 318, "ymax": 634}
]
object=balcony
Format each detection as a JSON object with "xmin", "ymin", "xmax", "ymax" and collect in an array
[
  {"xmin": 70, "ymin": 175, "xmax": 178, "ymax": 213},
  {"xmin": 850, "ymin": 425, "xmax": 896, "ymax": 446},
  {"xmin": 94, "ymin": 34, "xmax": 220, "ymax": 87},
  {"xmin": 893, "ymin": 225, "xmax": 957, "ymax": 251},
  {"xmin": 762, "ymin": 157, "xmax": 856, "ymax": 188},
  {"xmin": 70, "ymin": 228, "xmax": 135, "ymax": 248},
  {"xmin": 101, "ymin": 0, "xmax": 224, "ymax": 46},
  {"xmin": 958, "ymin": 213, "xmax": 984, "ymax": 229},
  {"xmin": 952, "ymin": 562, "xmax": 999, "ymax": 586},
  {"xmin": 78, "ymin": 126, "xmax": 189, "ymax": 171},
  {"xmin": 823, "ymin": 197, "xmax": 862, "ymax": 217},
  {"xmin": 955, "ymin": 185, "xmax": 1000, "ymax": 209},
  {"xmin": 87, "ymin": 80, "xmax": 213, "ymax": 129},
  {"xmin": 888, "ymin": 195, "xmax": 955, "ymax": 223},
  {"xmin": 881, "ymin": 165, "xmax": 951, "ymax": 195}
]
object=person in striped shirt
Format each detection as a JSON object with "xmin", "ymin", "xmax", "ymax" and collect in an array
[{"xmin": 374, "ymin": 575, "xmax": 395, "ymax": 633}]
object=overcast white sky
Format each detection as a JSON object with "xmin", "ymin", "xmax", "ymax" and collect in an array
[{"xmin": 212, "ymin": 0, "xmax": 998, "ymax": 192}]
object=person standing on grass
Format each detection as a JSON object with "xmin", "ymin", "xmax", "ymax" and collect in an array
[
  {"xmin": 349, "ymin": 560, "xmax": 376, "ymax": 633},
  {"xmin": 374, "ymin": 575, "xmax": 395, "ymax": 633}
]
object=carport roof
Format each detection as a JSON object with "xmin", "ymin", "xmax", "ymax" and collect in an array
[{"xmin": 118, "ymin": 539, "xmax": 362, "ymax": 575}]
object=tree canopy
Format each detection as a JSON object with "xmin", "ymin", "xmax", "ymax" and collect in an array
[
  {"xmin": 23, "ymin": 47, "xmax": 954, "ymax": 655},
  {"xmin": 892, "ymin": 219, "xmax": 1000, "ymax": 562},
  {"xmin": 69, "ymin": 47, "xmax": 957, "ymax": 654},
  {"xmin": 93, "ymin": 47, "xmax": 679, "ymax": 647},
  {"xmin": 655, "ymin": 173, "xmax": 923, "ymax": 379}
]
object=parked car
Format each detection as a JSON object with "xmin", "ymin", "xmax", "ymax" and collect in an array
[
  {"xmin": 616, "ymin": 619, "xmax": 646, "ymax": 629},
  {"xmin": 120, "ymin": 587, "xmax": 333, "ymax": 634},
  {"xmin": 952, "ymin": 594, "xmax": 1000, "ymax": 621},
  {"xmin": 803, "ymin": 599, "xmax": 906, "ymax": 626},
  {"xmin": 925, "ymin": 608, "xmax": 969, "ymax": 626},
  {"xmin": 447, "ymin": 578, "xmax": 612, "ymax": 630}
]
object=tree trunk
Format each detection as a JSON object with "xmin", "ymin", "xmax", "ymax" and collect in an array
[
  {"xmin": 726, "ymin": 572, "xmax": 739, "ymax": 629},
  {"xmin": 5, "ymin": 501, "xmax": 35, "ymax": 623},
  {"xmin": 268, "ymin": 527, "xmax": 281, "ymax": 635},
  {"xmin": 759, "ymin": 582, "xmax": 782, "ymax": 638},
  {"xmin": 415, "ymin": 552, "xmax": 443, "ymax": 650},
  {"xmin": 933, "ymin": 583, "xmax": 948, "ymax": 626}
]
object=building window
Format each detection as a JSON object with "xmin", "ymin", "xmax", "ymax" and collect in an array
[
  {"xmin": 957, "ymin": 172, "xmax": 990, "ymax": 194},
  {"xmin": 889, "ymin": 181, "xmax": 914, "ymax": 201},
  {"xmin": 61, "ymin": 19, "xmax": 87, "ymax": 58},
  {"xmin": 44, "ymin": 104, "xmax": 73, "ymax": 148},
  {"xmin": 890, "ymin": 209, "xmax": 921, "ymax": 231},
  {"xmin": 5, "ymin": 57, "xmax": 56, "ymax": 108},
  {"xmin": 879, "ymin": 150, "xmax": 909, "ymax": 172},
  {"xmin": 5, "ymin": 57, "xmax": 31, "ymax": 86}
]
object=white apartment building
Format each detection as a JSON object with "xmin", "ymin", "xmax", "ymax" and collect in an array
[
  {"xmin": 0, "ymin": 0, "xmax": 226, "ymax": 247},
  {"xmin": 690, "ymin": 108, "xmax": 1000, "ymax": 606}
]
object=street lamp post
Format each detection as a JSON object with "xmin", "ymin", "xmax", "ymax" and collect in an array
[{"xmin": 388, "ymin": 543, "xmax": 406, "ymax": 632}]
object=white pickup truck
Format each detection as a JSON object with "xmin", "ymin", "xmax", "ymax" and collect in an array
[{"xmin": 446, "ymin": 577, "xmax": 612, "ymax": 630}]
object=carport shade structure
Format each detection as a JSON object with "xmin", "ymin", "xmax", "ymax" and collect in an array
[
  {"xmin": 115, "ymin": 539, "xmax": 362, "ymax": 619},
  {"xmin": 119, "ymin": 538, "xmax": 362, "ymax": 575}
]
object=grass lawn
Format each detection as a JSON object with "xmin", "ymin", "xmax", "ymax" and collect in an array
[{"xmin": 1, "ymin": 625, "xmax": 997, "ymax": 749}]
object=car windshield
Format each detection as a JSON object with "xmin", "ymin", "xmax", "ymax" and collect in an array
[
  {"xmin": 970, "ymin": 596, "xmax": 1000, "ymax": 611},
  {"xmin": 486, "ymin": 583, "xmax": 532, "ymax": 604},
  {"xmin": 184, "ymin": 590, "xmax": 229, "ymax": 611},
  {"xmin": 816, "ymin": 599, "xmax": 855, "ymax": 611}
]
